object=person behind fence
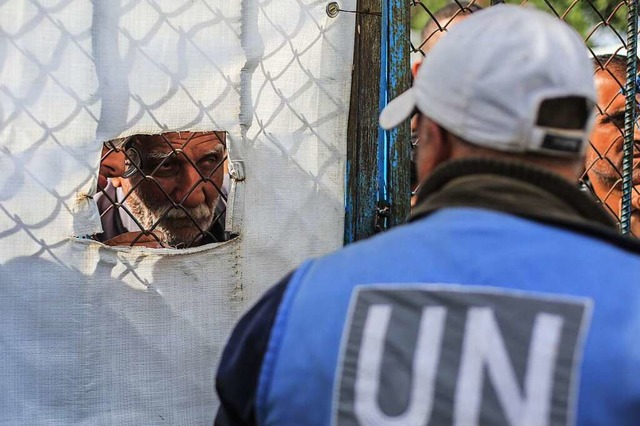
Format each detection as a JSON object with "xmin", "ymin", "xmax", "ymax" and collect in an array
[
  {"xmin": 411, "ymin": 2, "xmax": 482, "ymax": 77},
  {"xmin": 586, "ymin": 54, "xmax": 640, "ymax": 236},
  {"xmin": 214, "ymin": 6, "xmax": 640, "ymax": 426},
  {"xmin": 95, "ymin": 131, "xmax": 226, "ymax": 248}
]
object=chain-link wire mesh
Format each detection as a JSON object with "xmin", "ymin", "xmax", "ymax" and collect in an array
[
  {"xmin": 96, "ymin": 131, "xmax": 228, "ymax": 248},
  {"xmin": 0, "ymin": 1, "xmax": 241, "ymax": 252},
  {"xmin": 2, "ymin": 0, "xmax": 354, "ymax": 422},
  {"xmin": 408, "ymin": 0, "xmax": 640, "ymax": 236}
]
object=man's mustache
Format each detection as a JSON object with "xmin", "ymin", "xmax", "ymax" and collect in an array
[{"xmin": 162, "ymin": 204, "xmax": 213, "ymax": 222}]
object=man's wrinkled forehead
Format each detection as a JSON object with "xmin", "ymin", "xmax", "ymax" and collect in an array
[
  {"xmin": 595, "ymin": 70, "xmax": 630, "ymax": 109},
  {"xmin": 132, "ymin": 131, "xmax": 225, "ymax": 151}
]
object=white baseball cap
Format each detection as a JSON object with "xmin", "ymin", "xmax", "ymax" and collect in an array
[{"xmin": 380, "ymin": 5, "xmax": 596, "ymax": 157}]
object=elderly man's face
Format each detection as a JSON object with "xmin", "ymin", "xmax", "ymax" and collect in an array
[
  {"xmin": 587, "ymin": 70, "xmax": 640, "ymax": 234},
  {"xmin": 119, "ymin": 132, "xmax": 225, "ymax": 247}
]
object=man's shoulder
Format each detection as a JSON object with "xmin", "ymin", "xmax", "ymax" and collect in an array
[{"xmin": 308, "ymin": 207, "xmax": 640, "ymax": 284}]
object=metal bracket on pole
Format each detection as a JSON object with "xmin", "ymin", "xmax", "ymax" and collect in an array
[{"xmin": 326, "ymin": 2, "xmax": 381, "ymax": 18}]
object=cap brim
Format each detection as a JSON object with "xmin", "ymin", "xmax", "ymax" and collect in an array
[{"xmin": 379, "ymin": 89, "xmax": 417, "ymax": 130}]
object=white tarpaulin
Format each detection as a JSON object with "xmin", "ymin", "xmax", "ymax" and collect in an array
[{"xmin": 0, "ymin": 1, "xmax": 355, "ymax": 424}]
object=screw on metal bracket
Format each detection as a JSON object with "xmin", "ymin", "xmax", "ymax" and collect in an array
[
  {"xmin": 326, "ymin": 1, "xmax": 381, "ymax": 18},
  {"xmin": 326, "ymin": 2, "xmax": 340, "ymax": 18}
]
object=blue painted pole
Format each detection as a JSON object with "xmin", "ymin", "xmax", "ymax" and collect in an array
[
  {"xmin": 382, "ymin": 0, "xmax": 411, "ymax": 229},
  {"xmin": 377, "ymin": 0, "xmax": 391, "ymax": 231}
]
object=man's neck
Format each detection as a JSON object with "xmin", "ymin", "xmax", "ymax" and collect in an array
[{"xmin": 411, "ymin": 158, "xmax": 616, "ymax": 232}]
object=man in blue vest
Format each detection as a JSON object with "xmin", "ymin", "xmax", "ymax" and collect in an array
[{"xmin": 216, "ymin": 5, "xmax": 640, "ymax": 425}]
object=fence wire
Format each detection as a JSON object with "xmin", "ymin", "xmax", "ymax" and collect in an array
[
  {"xmin": 1, "ymin": 1, "xmax": 242, "ymax": 252},
  {"xmin": 408, "ymin": 0, "xmax": 640, "ymax": 237},
  {"xmin": 96, "ymin": 131, "xmax": 228, "ymax": 249}
]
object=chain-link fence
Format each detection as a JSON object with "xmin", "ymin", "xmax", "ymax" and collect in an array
[
  {"xmin": 2, "ymin": 1, "xmax": 242, "ymax": 253},
  {"xmin": 3, "ymin": 1, "xmax": 354, "ymax": 422},
  {"xmin": 96, "ymin": 131, "xmax": 228, "ymax": 248},
  {"xmin": 407, "ymin": 0, "xmax": 640, "ymax": 237}
]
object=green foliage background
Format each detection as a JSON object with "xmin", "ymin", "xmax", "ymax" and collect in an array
[{"xmin": 411, "ymin": 0, "xmax": 628, "ymax": 46}]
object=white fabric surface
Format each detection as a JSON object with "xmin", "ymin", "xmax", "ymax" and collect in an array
[{"xmin": 0, "ymin": 0, "xmax": 355, "ymax": 424}]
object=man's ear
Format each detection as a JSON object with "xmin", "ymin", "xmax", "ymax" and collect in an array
[
  {"xmin": 429, "ymin": 123, "xmax": 453, "ymax": 166},
  {"xmin": 417, "ymin": 118, "xmax": 453, "ymax": 181}
]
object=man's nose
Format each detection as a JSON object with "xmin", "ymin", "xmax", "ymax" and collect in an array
[
  {"xmin": 174, "ymin": 164, "xmax": 206, "ymax": 208},
  {"xmin": 100, "ymin": 148, "xmax": 126, "ymax": 178}
]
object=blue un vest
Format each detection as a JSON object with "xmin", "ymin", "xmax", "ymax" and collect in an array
[{"xmin": 256, "ymin": 208, "xmax": 640, "ymax": 426}]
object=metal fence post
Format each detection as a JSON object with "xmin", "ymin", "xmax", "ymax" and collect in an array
[
  {"xmin": 384, "ymin": 0, "xmax": 411, "ymax": 229},
  {"xmin": 621, "ymin": 0, "xmax": 638, "ymax": 234}
]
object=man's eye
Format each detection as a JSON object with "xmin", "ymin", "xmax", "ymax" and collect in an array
[
  {"xmin": 611, "ymin": 117, "xmax": 626, "ymax": 129},
  {"xmin": 146, "ymin": 158, "xmax": 179, "ymax": 176},
  {"xmin": 159, "ymin": 160, "xmax": 177, "ymax": 170},
  {"xmin": 601, "ymin": 113, "xmax": 626, "ymax": 130},
  {"xmin": 198, "ymin": 154, "xmax": 222, "ymax": 171}
]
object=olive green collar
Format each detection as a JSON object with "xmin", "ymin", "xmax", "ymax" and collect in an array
[{"xmin": 410, "ymin": 158, "xmax": 640, "ymax": 253}]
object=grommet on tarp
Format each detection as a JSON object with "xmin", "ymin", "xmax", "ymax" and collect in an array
[
  {"xmin": 326, "ymin": 1, "xmax": 381, "ymax": 18},
  {"xmin": 326, "ymin": 2, "xmax": 340, "ymax": 18}
]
